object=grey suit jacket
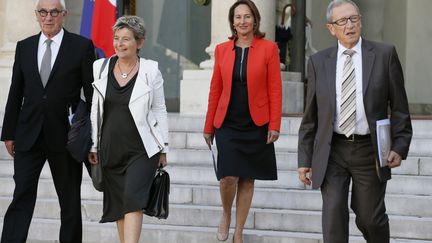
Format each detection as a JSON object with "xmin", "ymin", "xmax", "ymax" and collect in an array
[{"xmin": 297, "ymin": 39, "xmax": 412, "ymax": 189}]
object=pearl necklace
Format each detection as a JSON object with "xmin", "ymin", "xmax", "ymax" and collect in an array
[{"xmin": 117, "ymin": 59, "xmax": 139, "ymax": 79}]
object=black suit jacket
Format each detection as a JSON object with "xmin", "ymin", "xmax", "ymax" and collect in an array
[
  {"xmin": 298, "ymin": 39, "xmax": 412, "ymax": 189},
  {"xmin": 1, "ymin": 29, "xmax": 95, "ymax": 152}
]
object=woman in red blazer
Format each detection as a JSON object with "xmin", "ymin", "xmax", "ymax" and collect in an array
[{"xmin": 203, "ymin": 1, "xmax": 282, "ymax": 242}]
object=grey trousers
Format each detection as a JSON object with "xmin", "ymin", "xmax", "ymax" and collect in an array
[{"xmin": 320, "ymin": 136, "xmax": 389, "ymax": 243}]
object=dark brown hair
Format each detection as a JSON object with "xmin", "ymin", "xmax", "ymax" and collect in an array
[{"xmin": 228, "ymin": 0, "xmax": 265, "ymax": 40}]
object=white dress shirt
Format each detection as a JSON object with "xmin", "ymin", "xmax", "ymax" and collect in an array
[
  {"xmin": 37, "ymin": 28, "xmax": 64, "ymax": 72},
  {"xmin": 334, "ymin": 37, "xmax": 370, "ymax": 135}
]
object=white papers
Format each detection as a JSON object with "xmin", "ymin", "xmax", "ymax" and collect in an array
[
  {"xmin": 68, "ymin": 106, "xmax": 74, "ymax": 125},
  {"xmin": 207, "ymin": 143, "xmax": 219, "ymax": 179},
  {"xmin": 376, "ymin": 119, "xmax": 391, "ymax": 167}
]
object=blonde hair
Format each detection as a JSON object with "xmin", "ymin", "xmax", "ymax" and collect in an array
[{"xmin": 113, "ymin": 16, "xmax": 146, "ymax": 40}]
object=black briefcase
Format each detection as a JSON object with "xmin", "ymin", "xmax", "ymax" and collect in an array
[{"xmin": 144, "ymin": 168, "xmax": 170, "ymax": 219}]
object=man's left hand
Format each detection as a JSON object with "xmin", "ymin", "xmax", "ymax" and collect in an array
[
  {"xmin": 387, "ymin": 151, "xmax": 402, "ymax": 168},
  {"xmin": 159, "ymin": 153, "xmax": 168, "ymax": 168}
]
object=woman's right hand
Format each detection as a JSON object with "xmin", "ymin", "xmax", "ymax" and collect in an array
[
  {"xmin": 203, "ymin": 133, "xmax": 214, "ymax": 148},
  {"xmin": 88, "ymin": 152, "xmax": 99, "ymax": 165}
]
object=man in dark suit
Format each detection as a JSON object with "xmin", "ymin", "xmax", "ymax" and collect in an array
[
  {"xmin": 0, "ymin": 0, "xmax": 95, "ymax": 242},
  {"xmin": 297, "ymin": 0, "xmax": 412, "ymax": 242}
]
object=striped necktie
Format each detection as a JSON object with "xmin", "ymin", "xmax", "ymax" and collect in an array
[
  {"xmin": 339, "ymin": 49, "xmax": 356, "ymax": 137},
  {"xmin": 40, "ymin": 39, "xmax": 52, "ymax": 87}
]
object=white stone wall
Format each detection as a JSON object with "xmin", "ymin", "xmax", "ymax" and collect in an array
[
  {"xmin": 405, "ymin": 0, "xmax": 432, "ymax": 105},
  {"xmin": 0, "ymin": 0, "xmax": 39, "ymax": 119},
  {"xmin": 64, "ymin": 0, "xmax": 84, "ymax": 35}
]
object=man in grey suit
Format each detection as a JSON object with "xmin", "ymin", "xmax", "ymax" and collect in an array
[{"xmin": 297, "ymin": 1, "xmax": 412, "ymax": 243}]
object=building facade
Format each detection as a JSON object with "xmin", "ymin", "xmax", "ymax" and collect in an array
[{"xmin": 0, "ymin": 0, "xmax": 431, "ymax": 115}]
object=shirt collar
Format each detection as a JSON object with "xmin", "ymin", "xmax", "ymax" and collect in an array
[
  {"xmin": 40, "ymin": 28, "xmax": 64, "ymax": 46},
  {"xmin": 337, "ymin": 37, "xmax": 362, "ymax": 57},
  {"xmin": 231, "ymin": 36, "xmax": 258, "ymax": 50}
]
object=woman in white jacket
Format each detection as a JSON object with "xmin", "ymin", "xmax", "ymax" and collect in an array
[{"xmin": 88, "ymin": 16, "xmax": 169, "ymax": 243}]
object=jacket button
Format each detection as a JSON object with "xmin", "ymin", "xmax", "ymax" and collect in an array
[{"xmin": 42, "ymin": 95, "xmax": 47, "ymax": 99}]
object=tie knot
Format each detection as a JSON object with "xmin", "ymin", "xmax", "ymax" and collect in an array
[
  {"xmin": 343, "ymin": 49, "xmax": 355, "ymax": 57},
  {"xmin": 45, "ymin": 39, "xmax": 53, "ymax": 47}
]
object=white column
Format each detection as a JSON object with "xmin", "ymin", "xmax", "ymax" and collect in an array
[
  {"xmin": 182, "ymin": 0, "xmax": 281, "ymax": 115},
  {"xmin": 0, "ymin": 0, "xmax": 39, "ymax": 53},
  {"xmin": 254, "ymin": 0, "xmax": 276, "ymax": 42},
  {"xmin": 200, "ymin": 0, "xmax": 276, "ymax": 69},
  {"xmin": 0, "ymin": 0, "xmax": 39, "ymax": 118},
  {"xmin": 200, "ymin": 0, "xmax": 236, "ymax": 69}
]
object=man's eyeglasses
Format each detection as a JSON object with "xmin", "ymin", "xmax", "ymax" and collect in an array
[
  {"xmin": 331, "ymin": 15, "xmax": 361, "ymax": 26},
  {"xmin": 35, "ymin": 9, "xmax": 64, "ymax": 17}
]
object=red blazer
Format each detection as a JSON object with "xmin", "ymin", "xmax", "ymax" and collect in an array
[{"xmin": 204, "ymin": 37, "xmax": 282, "ymax": 134}]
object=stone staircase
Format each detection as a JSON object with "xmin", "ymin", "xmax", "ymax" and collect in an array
[{"xmin": 0, "ymin": 114, "xmax": 432, "ymax": 242}]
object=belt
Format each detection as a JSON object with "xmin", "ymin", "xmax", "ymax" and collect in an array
[{"xmin": 333, "ymin": 132, "xmax": 371, "ymax": 142}]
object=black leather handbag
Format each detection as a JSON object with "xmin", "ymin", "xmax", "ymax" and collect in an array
[
  {"xmin": 144, "ymin": 167, "xmax": 170, "ymax": 219},
  {"xmin": 66, "ymin": 100, "xmax": 92, "ymax": 163},
  {"xmin": 90, "ymin": 58, "xmax": 109, "ymax": 192},
  {"xmin": 91, "ymin": 161, "xmax": 103, "ymax": 192}
]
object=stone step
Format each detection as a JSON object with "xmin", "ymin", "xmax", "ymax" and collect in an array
[
  {"xmin": 1, "ymin": 160, "xmax": 432, "ymax": 196},
  {"xmin": 1, "ymin": 146, "xmax": 430, "ymax": 177},
  {"xmin": 1, "ymin": 117, "xmax": 432, "ymax": 159},
  {"xmin": 0, "ymin": 217, "xmax": 380, "ymax": 243},
  {"xmin": 167, "ymin": 148, "xmax": 299, "ymax": 171},
  {"xmin": 0, "ymin": 133, "xmax": 298, "ymax": 160},
  {"xmin": 167, "ymin": 114, "xmax": 432, "ymax": 139},
  {"xmin": 168, "ymin": 113, "xmax": 432, "ymax": 139},
  {"xmin": 165, "ymin": 165, "xmax": 432, "ymax": 196},
  {"xmin": 0, "ymin": 114, "xmax": 431, "ymax": 139},
  {"xmin": 168, "ymin": 129, "xmax": 432, "ymax": 157},
  {"xmin": 0, "ymin": 176, "xmax": 432, "ymax": 219},
  {"xmin": 176, "ymin": 131, "xmax": 299, "ymax": 152},
  {"xmin": 186, "ymin": 186, "xmax": 432, "ymax": 219},
  {"xmin": 167, "ymin": 149, "xmax": 430, "ymax": 176},
  {"xmin": 1, "ymin": 198, "xmax": 432, "ymax": 241},
  {"xmin": 0, "ymin": 154, "xmax": 431, "ymax": 182}
]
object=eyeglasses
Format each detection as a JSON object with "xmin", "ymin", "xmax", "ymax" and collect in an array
[
  {"xmin": 331, "ymin": 15, "xmax": 361, "ymax": 26},
  {"xmin": 35, "ymin": 9, "xmax": 64, "ymax": 17}
]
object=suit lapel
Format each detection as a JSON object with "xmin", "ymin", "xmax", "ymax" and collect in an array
[
  {"xmin": 362, "ymin": 40, "xmax": 375, "ymax": 95},
  {"xmin": 31, "ymin": 34, "xmax": 44, "ymax": 88},
  {"xmin": 325, "ymin": 47, "xmax": 337, "ymax": 112},
  {"xmin": 46, "ymin": 29, "xmax": 69, "ymax": 87},
  {"xmin": 130, "ymin": 59, "xmax": 152, "ymax": 104}
]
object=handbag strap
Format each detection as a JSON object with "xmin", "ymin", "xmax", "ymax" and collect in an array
[
  {"xmin": 99, "ymin": 58, "xmax": 109, "ymax": 79},
  {"xmin": 96, "ymin": 58, "xmax": 109, "ymax": 149}
]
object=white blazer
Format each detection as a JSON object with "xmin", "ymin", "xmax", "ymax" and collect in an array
[{"xmin": 90, "ymin": 57, "xmax": 169, "ymax": 158}]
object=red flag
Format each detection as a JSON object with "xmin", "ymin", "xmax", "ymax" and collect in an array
[{"xmin": 91, "ymin": 0, "xmax": 117, "ymax": 57}]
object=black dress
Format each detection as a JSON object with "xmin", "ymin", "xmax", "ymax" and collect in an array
[
  {"xmin": 214, "ymin": 46, "xmax": 277, "ymax": 180},
  {"xmin": 99, "ymin": 57, "xmax": 160, "ymax": 223}
]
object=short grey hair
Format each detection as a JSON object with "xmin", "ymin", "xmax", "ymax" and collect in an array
[
  {"xmin": 326, "ymin": 0, "xmax": 360, "ymax": 23},
  {"xmin": 113, "ymin": 16, "xmax": 146, "ymax": 40},
  {"xmin": 35, "ymin": 0, "xmax": 66, "ymax": 10}
]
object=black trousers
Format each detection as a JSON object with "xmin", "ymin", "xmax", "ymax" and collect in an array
[
  {"xmin": 321, "ymin": 135, "xmax": 389, "ymax": 243},
  {"xmin": 1, "ymin": 133, "xmax": 83, "ymax": 243}
]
